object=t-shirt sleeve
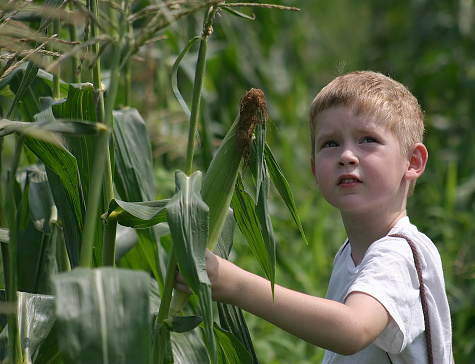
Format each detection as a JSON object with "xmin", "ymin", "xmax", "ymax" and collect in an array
[{"xmin": 345, "ymin": 238, "xmax": 425, "ymax": 354}]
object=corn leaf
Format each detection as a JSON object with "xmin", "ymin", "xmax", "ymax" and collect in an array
[
  {"xmin": 16, "ymin": 167, "xmax": 58, "ymax": 294},
  {"xmin": 111, "ymin": 107, "xmax": 167, "ymax": 285},
  {"xmin": 49, "ymin": 84, "xmax": 108, "ymax": 267},
  {"xmin": 163, "ymin": 316, "xmax": 203, "ymax": 333},
  {"xmin": 232, "ymin": 174, "xmax": 273, "ymax": 284},
  {"xmin": 214, "ymin": 323, "xmax": 253, "ymax": 364},
  {"xmin": 0, "ymin": 118, "xmax": 106, "ymax": 137},
  {"xmin": 136, "ymin": 227, "xmax": 168, "ymax": 288},
  {"xmin": 114, "ymin": 225, "xmax": 141, "ymax": 264},
  {"xmin": 253, "ymin": 120, "xmax": 266, "ymax": 202},
  {"xmin": 0, "ymin": 291, "xmax": 59, "ymax": 363},
  {"xmin": 264, "ymin": 143, "xmax": 307, "ymax": 244},
  {"xmin": 53, "ymin": 268, "xmax": 151, "ymax": 364},
  {"xmin": 24, "ymin": 136, "xmax": 84, "ymax": 267},
  {"xmin": 214, "ymin": 209, "xmax": 260, "ymax": 363},
  {"xmin": 5, "ymin": 61, "xmax": 40, "ymax": 119},
  {"xmin": 104, "ymin": 199, "xmax": 168, "ymax": 228},
  {"xmin": 24, "ymin": 165, "xmax": 55, "ymax": 234},
  {"xmin": 170, "ymin": 329, "xmax": 209, "ymax": 364},
  {"xmin": 254, "ymin": 163, "xmax": 276, "ymax": 296},
  {"xmin": 171, "ymin": 36, "xmax": 201, "ymax": 121},
  {"xmin": 112, "ymin": 108, "xmax": 156, "ymax": 201},
  {"xmin": 166, "ymin": 170, "xmax": 216, "ymax": 364},
  {"xmin": 103, "ymin": 198, "xmax": 167, "ymax": 286},
  {"xmin": 28, "ymin": 84, "xmax": 111, "ymax": 267},
  {"xmin": 45, "ymin": 166, "xmax": 83, "ymax": 267}
]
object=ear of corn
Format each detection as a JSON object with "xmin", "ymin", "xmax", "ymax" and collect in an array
[{"xmin": 169, "ymin": 88, "xmax": 268, "ymax": 317}]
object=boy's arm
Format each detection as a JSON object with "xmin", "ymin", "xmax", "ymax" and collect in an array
[{"xmin": 176, "ymin": 250, "xmax": 391, "ymax": 355}]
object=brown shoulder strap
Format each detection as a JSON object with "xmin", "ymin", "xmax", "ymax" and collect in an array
[{"xmin": 389, "ymin": 233, "xmax": 433, "ymax": 364}]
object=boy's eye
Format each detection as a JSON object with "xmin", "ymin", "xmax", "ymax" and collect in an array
[
  {"xmin": 322, "ymin": 140, "xmax": 339, "ymax": 148},
  {"xmin": 361, "ymin": 136, "xmax": 378, "ymax": 144}
]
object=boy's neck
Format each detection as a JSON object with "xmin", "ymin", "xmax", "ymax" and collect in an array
[{"xmin": 341, "ymin": 209, "xmax": 407, "ymax": 266}]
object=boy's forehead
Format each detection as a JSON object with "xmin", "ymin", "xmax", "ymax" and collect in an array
[{"xmin": 313, "ymin": 106, "xmax": 387, "ymax": 133}]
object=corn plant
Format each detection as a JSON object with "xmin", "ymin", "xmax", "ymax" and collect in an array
[{"xmin": 0, "ymin": 1, "xmax": 304, "ymax": 363}]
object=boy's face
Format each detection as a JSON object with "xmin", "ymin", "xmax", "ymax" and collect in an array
[{"xmin": 311, "ymin": 106, "xmax": 411, "ymax": 215}]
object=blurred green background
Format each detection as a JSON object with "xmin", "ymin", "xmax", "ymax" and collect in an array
[
  {"xmin": 2, "ymin": 0, "xmax": 474, "ymax": 362},
  {"xmin": 135, "ymin": 1, "xmax": 474, "ymax": 362}
]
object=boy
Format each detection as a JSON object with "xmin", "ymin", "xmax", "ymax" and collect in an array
[{"xmin": 175, "ymin": 71, "xmax": 453, "ymax": 363}]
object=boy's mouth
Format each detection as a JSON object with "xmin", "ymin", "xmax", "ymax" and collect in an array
[{"xmin": 338, "ymin": 176, "xmax": 361, "ymax": 185}]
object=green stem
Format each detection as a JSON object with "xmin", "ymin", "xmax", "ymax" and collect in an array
[
  {"xmin": 89, "ymin": 0, "xmax": 101, "ymax": 90},
  {"xmin": 55, "ymin": 226, "xmax": 71, "ymax": 272},
  {"xmin": 184, "ymin": 6, "xmax": 218, "ymax": 176},
  {"xmin": 79, "ymin": 0, "xmax": 129, "ymax": 267},
  {"xmin": 157, "ymin": 245, "xmax": 177, "ymax": 323},
  {"xmin": 184, "ymin": 37, "xmax": 207, "ymax": 175},
  {"xmin": 52, "ymin": 18, "xmax": 61, "ymax": 99},
  {"xmin": 6, "ymin": 135, "xmax": 25, "ymax": 364},
  {"xmin": 68, "ymin": 7, "xmax": 80, "ymax": 83}
]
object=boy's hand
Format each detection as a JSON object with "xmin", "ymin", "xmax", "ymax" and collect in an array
[{"xmin": 174, "ymin": 249, "xmax": 240, "ymax": 303}]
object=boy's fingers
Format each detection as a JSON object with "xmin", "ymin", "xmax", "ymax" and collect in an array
[
  {"xmin": 174, "ymin": 281, "xmax": 192, "ymax": 294},
  {"xmin": 175, "ymin": 269, "xmax": 185, "ymax": 283},
  {"xmin": 174, "ymin": 270, "xmax": 192, "ymax": 294}
]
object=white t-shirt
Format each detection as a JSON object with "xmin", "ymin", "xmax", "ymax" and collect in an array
[{"xmin": 322, "ymin": 217, "xmax": 452, "ymax": 364}]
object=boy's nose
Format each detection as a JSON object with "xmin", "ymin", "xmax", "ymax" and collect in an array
[{"xmin": 338, "ymin": 149, "xmax": 358, "ymax": 166}]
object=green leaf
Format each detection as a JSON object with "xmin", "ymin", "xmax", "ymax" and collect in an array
[
  {"xmin": 46, "ymin": 167, "xmax": 83, "ymax": 267},
  {"xmin": 264, "ymin": 144, "xmax": 307, "ymax": 244},
  {"xmin": 25, "ymin": 165, "xmax": 55, "ymax": 234},
  {"xmin": 136, "ymin": 227, "xmax": 168, "ymax": 289},
  {"xmin": 232, "ymin": 175, "xmax": 272, "ymax": 282},
  {"xmin": 254, "ymin": 164, "xmax": 276, "ymax": 297},
  {"xmin": 15, "ymin": 166, "xmax": 61, "ymax": 294},
  {"xmin": 163, "ymin": 316, "xmax": 203, "ymax": 333},
  {"xmin": 171, "ymin": 36, "xmax": 201, "ymax": 121},
  {"xmin": 112, "ymin": 108, "xmax": 156, "ymax": 201},
  {"xmin": 213, "ymin": 208, "xmax": 236, "ymax": 259},
  {"xmin": 0, "ymin": 291, "xmax": 59, "ymax": 364},
  {"xmin": 253, "ymin": 121, "xmax": 266, "ymax": 202},
  {"xmin": 214, "ymin": 209, "xmax": 260, "ymax": 364},
  {"xmin": 6, "ymin": 62, "xmax": 40, "ymax": 119},
  {"xmin": 170, "ymin": 329, "xmax": 209, "ymax": 364},
  {"xmin": 217, "ymin": 303, "xmax": 260, "ymax": 364},
  {"xmin": 49, "ymin": 83, "xmax": 106, "ymax": 267},
  {"xmin": 0, "ymin": 118, "xmax": 106, "ymax": 138},
  {"xmin": 111, "ymin": 108, "xmax": 166, "ymax": 285},
  {"xmin": 104, "ymin": 199, "xmax": 168, "ymax": 228},
  {"xmin": 53, "ymin": 268, "xmax": 151, "ymax": 364},
  {"xmin": 25, "ymin": 136, "xmax": 84, "ymax": 267},
  {"xmin": 166, "ymin": 170, "xmax": 216, "ymax": 363},
  {"xmin": 214, "ymin": 323, "xmax": 253, "ymax": 364},
  {"xmin": 23, "ymin": 84, "xmax": 110, "ymax": 268}
]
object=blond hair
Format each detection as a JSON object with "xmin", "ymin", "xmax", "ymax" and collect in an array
[{"xmin": 309, "ymin": 71, "xmax": 425, "ymax": 193}]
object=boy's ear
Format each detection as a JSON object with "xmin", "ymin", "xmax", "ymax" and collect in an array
[
  {"xmin": 310, "ymin": 158, "xmax": 318, "ymax": 186},
  {"xmin": 404, "ymin": 143, "xmax": 428, "ymax": 181}
]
